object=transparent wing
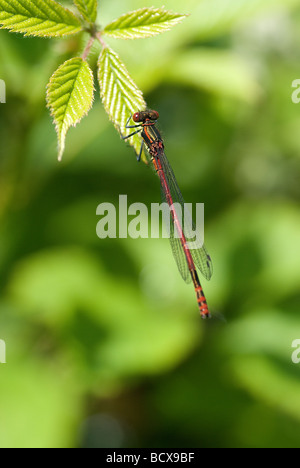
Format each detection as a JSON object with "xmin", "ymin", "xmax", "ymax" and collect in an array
[
  {"xmin": 159, "ymin": 181, "xmax": 191, "ymax": 283},
  {"xmin": 158, "ymin": 151, "xmax": 213, "ymax": 281}
]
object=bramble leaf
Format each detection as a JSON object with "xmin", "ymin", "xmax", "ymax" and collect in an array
[
  {"xmin": 0, "ymin": 0, "xmax": 82, "ymax": 37},
  {"xmin": 46, "ymin": 57, "xmax": 94, "ymax": 161},
  {"xmin": 73, "ymin": 0, "xmax": 97, "ymax": 23},
  {"xmin": 104, "ymin": 7, "xmax": 187, "ymax": 40},
  {"xmin": 97, "ymin": 46, "xmax": 147, "ymax": 162}
]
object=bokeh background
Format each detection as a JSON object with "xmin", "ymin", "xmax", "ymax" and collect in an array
[{"xmin": 0, "ymin": 0, "xmax": 300, "ymax": 448}]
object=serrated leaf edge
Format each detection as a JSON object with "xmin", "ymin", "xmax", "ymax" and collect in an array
[
  {"xmin": 46, "ymin": 58, "xmax": 95, "ymax": 161},
  {"xmin": 0, "ymin": 0, "xmax": 82, "ymax": 37},
  {"xmin": 103, "ymin": 7, "xmax": 187, "ymax": 39}
]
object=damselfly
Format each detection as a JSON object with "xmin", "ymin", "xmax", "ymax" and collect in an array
[{"xmin": 123, "ymin": 110, "xmax": 213, "ymax": 318}]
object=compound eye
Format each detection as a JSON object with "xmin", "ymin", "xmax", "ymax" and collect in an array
[
  {"xmin": 132, "ymin": 112, "xmax": 141, "ymax": 122},
  {"xmin": 149, "ymin": 110, "xmax": 159, "ymax": 120}
]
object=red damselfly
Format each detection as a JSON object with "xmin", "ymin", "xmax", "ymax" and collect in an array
[{"xmin": 122, "ymin": 110, "xmax": 213, "ymax": 318}]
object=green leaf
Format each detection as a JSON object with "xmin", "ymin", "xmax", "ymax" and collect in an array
[
  {"xmin": 73, "ymin": 0, "xmax": 97, "ymax": 23},
  {"xmin": 46, "ymin": 57, "xmax": 94, "ymax": 161},
  {"xmin": 0, "ymin": 0, "xmax": 82, "ymax": 37},
  {"xmin": 97, "ymin": 46, "xmax": 147, "ymax": 162},
  {"xmin": 104, "ymin": 7, "xmax": 187, "ymax": 40}
]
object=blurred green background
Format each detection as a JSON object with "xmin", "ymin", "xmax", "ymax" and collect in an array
[{"xmin": 1, "ymin": 0, "xmax": 300, "ymax": 448}]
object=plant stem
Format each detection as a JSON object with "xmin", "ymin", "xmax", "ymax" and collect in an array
[
  {"xmin": 82, "ymin": 36, "xmax": 95, "ymax": 61},
  {"xmin": 96, "ymin": 32, "xmax": 107, "ymax": 48}
]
